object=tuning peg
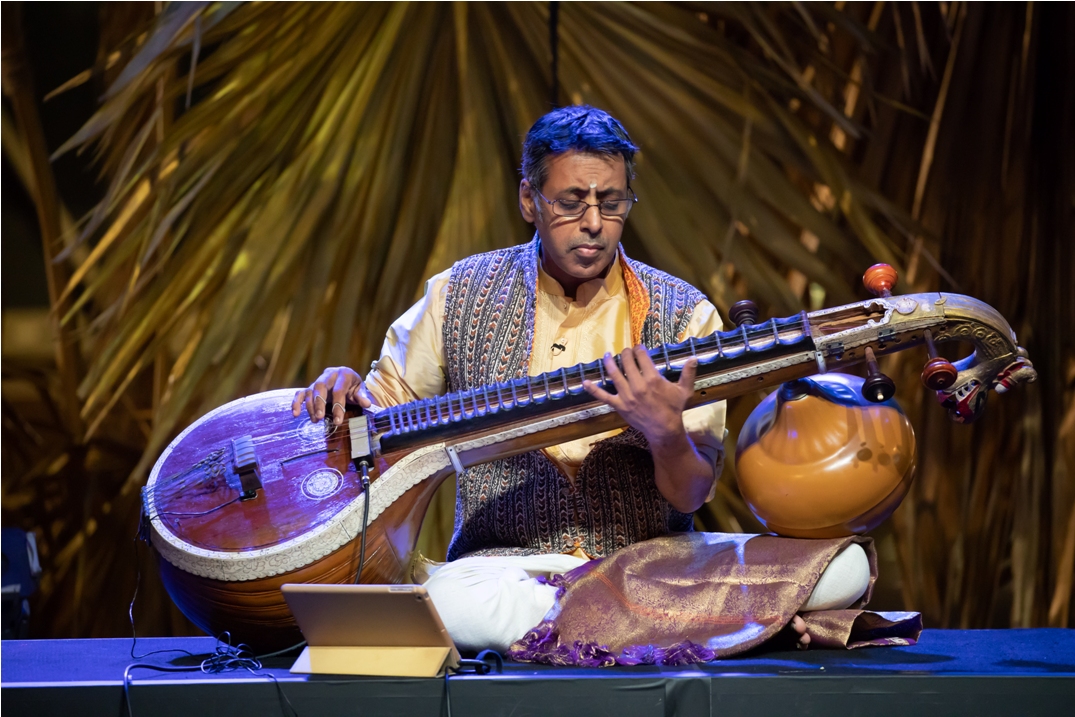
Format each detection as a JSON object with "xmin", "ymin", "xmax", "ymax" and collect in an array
[
  {"xmin": 921, "ymin": 329, "xmax": 957, "ymax": 390},
  {"xmin": 729, "ymin": 299, "xmax": 759, "ymax": 327},
  {"xmin": 863, "ymin": 264, "xmax": 898, "ymax": 298},
  {"xmin": 862, "ymin": 347, "xmax": 896, "ymax": 403}
]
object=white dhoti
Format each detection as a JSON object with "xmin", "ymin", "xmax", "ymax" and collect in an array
[
  {"xmin": 423, "ymin": 544, "xmax": 870, "ymax": 653},
  {"xmin": 423, "ymin": 554, "xmax": 589, "ymax": 653}
]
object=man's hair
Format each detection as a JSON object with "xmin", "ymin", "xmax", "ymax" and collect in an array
[{"xmin": 520, "ymin": 105, "xmax": 639, "ymax": 191}]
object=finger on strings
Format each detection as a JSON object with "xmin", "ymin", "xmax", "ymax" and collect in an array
[
  {"xmin": 677, "ymin": 358, "xmax": 699, "ymax": 395},
  {"xmin": 331, "ymin": 372, "xmax": 350, "ymax": 425},
  {"xmin": 620, "ymin": 347, "xmax": 643, "ymax": 384},
  {"xmin": 311, "ymin": 375, "xmax": 332, "ymax": 422},
  {"xmin": 291, "ymin": 390, "xmax": 306, "ymax": 417},
  {"xmin": 582, "ymin": 377, "xmax": 622, "ymax": 411},
  {"xmin": 347, "ymin": 379, "xmax": 372, "ymax": 409},
  {"xmin": 633, "ymin": 345, "xmax": 660, "ymax": 379},
  {"xmin": 603, "ymin": 352, "xmax": 633, "ymax": 402},
  {"xmin": 304, "ymin": 390, "xmax": 318, "ymax": 422}
]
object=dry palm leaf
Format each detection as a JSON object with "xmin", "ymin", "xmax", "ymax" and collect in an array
[{"xmin": 57, "ymin": 2, "xmax": 910, "ymax": 495}]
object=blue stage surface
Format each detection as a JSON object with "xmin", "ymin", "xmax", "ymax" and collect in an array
[{"xmin": 3, "ymin": 629, "xmax": 1074, "ymax": 716}]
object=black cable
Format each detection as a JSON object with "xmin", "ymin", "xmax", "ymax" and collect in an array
[
  {"xmin": 124, "ymin": 635, "xmax": 300, "ymax": 717},
  {"xmin": 473, "ymin": 650, "xmax": 504, "ymax": 673},
  {"xmin": 124, "ymin": 662, "xmax": 204, "ymax": 717},
  {"xmin": 255, "ymin": 640, "xmax": 307, "ymax": 660},
  {"xmin": 444, "ymin": 669, "xmax": 453, "ymax": 717},
  {"xmin": 353, "ymin": 462, "xmax": 371, "ymax": 584},
  {"xmin": 444, "ymin": 649, "xmax": 504, "ymax": 717},
  {"xmin": 128, "ymin": 528, "xmax": 298, "ymax": 716},
  {"xmin": 129, "ymin": 537, "xmax": 197, "ymax": 661},
  {"xmin": 152, "ymin": 496, "xmax": 241, "ymax": 518}
]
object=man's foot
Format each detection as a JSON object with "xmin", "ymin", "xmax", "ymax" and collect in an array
[{"xmin": 791, "ymin": 615, "xmax": 811, "ymax": 649}]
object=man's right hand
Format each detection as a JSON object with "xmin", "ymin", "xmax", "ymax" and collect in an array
[{"xmin": 291, "ymin": 366, "xmax": 372, "ymax": 425}]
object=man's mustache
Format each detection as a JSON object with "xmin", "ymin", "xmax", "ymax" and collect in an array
[{"xmin": 569, "ymin": 240, "xmax": 608, "ymax": 250}]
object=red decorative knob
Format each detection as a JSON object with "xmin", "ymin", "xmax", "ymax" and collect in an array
[
  {"xmin": 922, "ymin": 357, "xmax": 958, "ymax": 390},
  {"xmin": 863, "ymin": 264, "xmax": 898, "ymax": 298},
  {"xmin": 920, "ymin": 329, "xmax": 957, "ymax": 390}
]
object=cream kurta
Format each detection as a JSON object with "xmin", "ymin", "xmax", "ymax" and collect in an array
[{"xmin": 363, "ymin": 253, "xmax": 727, "ymax": 484}]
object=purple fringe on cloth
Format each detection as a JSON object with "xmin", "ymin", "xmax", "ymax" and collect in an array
[
  {"xmin": 534, "ymin": 572, "xmax": 572, "ymax": 601},
  {"xmin": 507, "ymin": 533, "xmax": 923, "ymax": 667},
  {"xmin": 508, "ymin": 621, "xmax": 717, "ymax": 667}
]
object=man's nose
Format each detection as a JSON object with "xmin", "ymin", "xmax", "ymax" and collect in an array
[{"xmin": 580, "ymin": 204, "xmax": 603, "ymax": 234}]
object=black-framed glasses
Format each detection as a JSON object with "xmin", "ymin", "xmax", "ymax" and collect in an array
[{"xmin": 533, "ymin": 187, "xmax": 638, "ymax": 219}]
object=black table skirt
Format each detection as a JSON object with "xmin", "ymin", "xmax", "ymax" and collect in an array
[{"xmin": 3, "ymin": 629, "xmax": 1074, "ymax": 716}]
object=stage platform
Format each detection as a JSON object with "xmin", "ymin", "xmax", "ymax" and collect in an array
[{"xmin": 3, "ymin": 629, "xmax": 1073, "ymax": 716}]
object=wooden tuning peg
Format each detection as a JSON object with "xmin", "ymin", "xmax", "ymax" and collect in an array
[
  {"xmin": 862, "ymin": 347, "xmax": 896, "ymax": 403},
  {"xmin": 863, "ymin": 264, "xmax": 898, "ymax": 298},
  {"xmin": 729, "ymin": 299, "xmax": 758, "ymax": 327},
  {"xmin": 921, "ymin": 329, "xmax": 957, "ymax": 390}
]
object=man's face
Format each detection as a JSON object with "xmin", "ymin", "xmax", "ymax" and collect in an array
[{"xmin": 519, "ymin": 150, "xmax": 629, "ymax": 293}]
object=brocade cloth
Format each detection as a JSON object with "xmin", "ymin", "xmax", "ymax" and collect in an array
[{"xmin": 507, "ymin": 532, "xmax": 922, "ymax": 666}]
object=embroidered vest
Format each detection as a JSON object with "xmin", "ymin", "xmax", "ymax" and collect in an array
[{"xmin": 442, "ymin": 237, "xmax": 706, "ymax": 560}]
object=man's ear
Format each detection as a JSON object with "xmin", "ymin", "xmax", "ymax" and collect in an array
[{"xmin": 519, "ymin": 179, "xmax": 537, "ymax": 223}]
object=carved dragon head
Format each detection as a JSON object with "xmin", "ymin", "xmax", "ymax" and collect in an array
[{"xmin": 935, "ymin": 348, "xmax": 1037, "ymax": 423}]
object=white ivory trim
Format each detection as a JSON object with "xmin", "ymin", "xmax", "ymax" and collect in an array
[
  {"xmin": 147, "ymin": 412, "xmax": 451, "ymax": 581},
  {"xmin": 693, "ymin": 351, "xmax": 818, "ymax": 391},
  {"xmin": 452, "ymin": 403, "xmax": 616, "ymax": 457}
]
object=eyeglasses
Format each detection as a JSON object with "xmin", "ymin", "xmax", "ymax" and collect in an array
[{"xmin": 533, "ymin": 187, "xmax": 638, "ymax": 219}]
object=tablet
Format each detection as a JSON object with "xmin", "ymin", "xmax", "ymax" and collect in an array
[{"xmin": 281, "ymin": 583, "xmax": 456, "ymax": 650}]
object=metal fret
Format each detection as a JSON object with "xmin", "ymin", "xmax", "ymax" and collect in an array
[{"xmin": 368, "ymin": 312, "xmax": 825, "ymax": 446}]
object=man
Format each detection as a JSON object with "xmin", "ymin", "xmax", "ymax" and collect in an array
[{"xmin": 293, "ymin": 106, "xmax": 868, "ymax": 653}]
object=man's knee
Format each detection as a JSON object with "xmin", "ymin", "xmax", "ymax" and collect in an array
[
  {"xmin": 424, "ymin": 558, "xmax": 561, "ymax": 653},
  {"xmin": 801, "ymin": 542, "xmax": 870, "ymax": 611}
]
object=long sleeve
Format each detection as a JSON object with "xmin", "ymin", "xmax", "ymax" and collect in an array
[
  {"xmin": 362, "ymin": 269, "xmax": 452, "ymax": 408},
  {"xmin": 678, "ymin": 299, "xmax": 728, "ymax": 480}
]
